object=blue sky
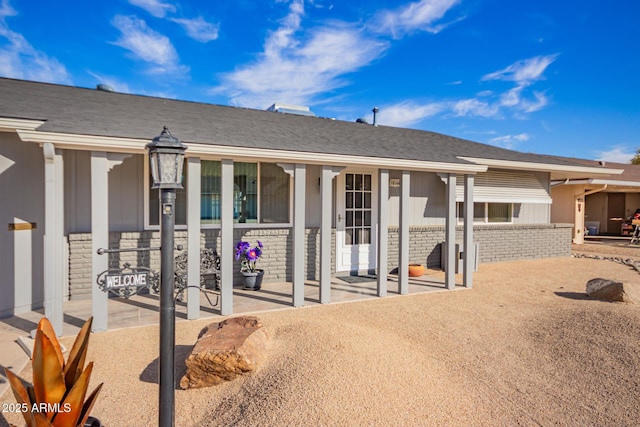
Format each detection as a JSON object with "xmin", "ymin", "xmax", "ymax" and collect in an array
[{"xmin": 1, "ymin": 0, "xmax": 638, "ymax": 162}]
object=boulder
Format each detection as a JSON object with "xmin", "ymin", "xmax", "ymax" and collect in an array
[
  {"xmin": 180, "ymin": 316, "xmax": 269, "ymax": 389},
  {"xmin": 585, "ymin": 278, "xmax": 632, "ymax": 303}
]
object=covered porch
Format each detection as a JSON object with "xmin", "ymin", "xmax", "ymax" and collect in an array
[{"xmin": 0, "ymin": 271, "xmax": 465, "ymax": 397}]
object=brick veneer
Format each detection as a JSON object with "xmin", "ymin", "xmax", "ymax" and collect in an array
[{"xmin": 67, "ymin": 223, "xmax": 572, "ymax": 299}]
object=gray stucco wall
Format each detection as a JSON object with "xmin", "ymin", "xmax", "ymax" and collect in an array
[
  {"xmin": 64, "ymin": 152, "xmax": 145, "ymax": 234},
  {"xmin": 0, "ymin": 133, "xmax": 45, "ymax": 317},
  {"xmin": 67, "ymin": 223, "xmax": 572, "ymax": 299}
]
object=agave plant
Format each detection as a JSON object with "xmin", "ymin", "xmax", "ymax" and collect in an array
[{"xmin": 4, "ymin": 316, "xmax": 103, "ymax": 427}]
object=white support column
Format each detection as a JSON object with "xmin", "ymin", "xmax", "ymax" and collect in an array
[
  {"xmin": 463, "ymin": 174, "xmax": 474, "ymax": 288},
  {"xmin": 398, "ymin": 170, "xmax": 410, "ymax": 295},
  {"xmin": 91, "ymin": 151, "xmax": 109, "ymax": 332},
  {"xmin": 445, "ymin": 173, "xmax": 457, "ymax": 290},
  {"xmin": 319, "ymin": 165, "xmax": 334, "ymax": 304},
  {"xmin": 43, "ymin": 143, "xmax": 64, "ymax": 335},
  {"xmin": 220, "ymin": 159, "xmax": 234, "ymax": 315},
  {"xmin": 292, "ymin": 164, "xmax": 306, "ymax": 307},
  {"xmin": 377, "ymin": 169, "xmax": 389, "ymax": 297},
  {"xmin": 186, "ymin": 157, "xmax": 201, "ymax": 319}
]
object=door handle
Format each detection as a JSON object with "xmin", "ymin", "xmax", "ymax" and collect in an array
[{"xmin": 338, "ymin": 214, "xmax": 342, "ymax": 222}]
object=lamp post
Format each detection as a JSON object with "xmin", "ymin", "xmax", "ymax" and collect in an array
[{"xmin": 146, "ymin": 126, "xmax": 187, "ymax": 427}]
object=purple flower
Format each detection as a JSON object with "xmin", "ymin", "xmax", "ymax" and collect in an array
[{"xmin": 235, "ymin": 240, "xmax": 264, "ymax": 272}]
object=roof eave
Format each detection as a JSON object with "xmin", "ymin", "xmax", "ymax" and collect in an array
[
  {"xmin": 458, "ymin": 156, "xmax": 624, "ymax": 178},
  {"xmin": 17, "ymin": 129, "xmax": 488, "ymax": 174}
]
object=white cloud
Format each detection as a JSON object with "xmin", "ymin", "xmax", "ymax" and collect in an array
[
  {"xmin": 378, "ymin": 101, "xmax": 445, "ymax": 127},
  {"xmin": 128, "ymin": 0, "xmax": 176, "ymax": 18},
  {"xmin": 482, "ymin": 54, "xmax": 559, "ymax": 87},
  {"xmin": 372, "ymin": 0, "xmax": 462, "ymax": 38},
  {"xmin": 111, "ymin": 15, "xmax": 188, "ymax": 76},
  {"xmin": 521, "ymin": 90, "xmax": 549, "ymax": 113},
  {"xmin": 452, "ymin": 98, "xmax": 499, "ymax": 118},
  {"xmin": 171, "ymin": 16, "xmax": 219, "ymax": 42},
  {"xmin": 0, "ymin": 0, "xmax": 70, "ymax": 83},
  {"xmin": 593, "ymin": 146, "xmax": 636, "ymax": 163},
  {"xmin": 216, "ymin": 1, "xmax": 388, "ymax": 108},
  {"xmin": 488, "ymin": 133, "xmax": 530, "ymax": 149}
]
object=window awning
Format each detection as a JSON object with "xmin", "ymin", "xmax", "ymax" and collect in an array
[{"xmin": 456, "ymin": 170, "xmax": 552, "ymax": 204}]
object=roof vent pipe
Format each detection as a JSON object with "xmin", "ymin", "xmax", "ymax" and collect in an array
[
  {"xmin": 96, "ymin": 84, "xmax": 115, "ymax": 92},
  {"xmin": 372, "ymin": 107, "xmax": 379, "ymax": 126}
]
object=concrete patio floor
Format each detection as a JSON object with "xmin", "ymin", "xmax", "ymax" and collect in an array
[{"xmin": 0, "ymin": 271, "xmax": 461, "ymax": 397}]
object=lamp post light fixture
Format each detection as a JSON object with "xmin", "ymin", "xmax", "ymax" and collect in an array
[{"xmin": 146, "ymin": 126, "xmax": 187, "ymax": 427}]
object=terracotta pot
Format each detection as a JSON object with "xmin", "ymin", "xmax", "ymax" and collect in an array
[{"xmin": 408, "ymin": 264, "xmax": 425, "ymax": 277}]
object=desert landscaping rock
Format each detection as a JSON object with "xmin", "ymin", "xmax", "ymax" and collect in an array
[
  {"xmin": 586, "ymin": 278, "xmax": 629, "ymax": 302},
  {"xmin": 179, "ymin": 316, "xmax": 269, "ymax": 389}
]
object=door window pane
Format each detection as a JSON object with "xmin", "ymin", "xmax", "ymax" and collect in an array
[
  {"xmin": 346, "ymin": 192, "xmax": 353, "ymax": 208},
  {"xmin": 346, "ymin": 211, "xmax": 353, "ymax": 227},
  {"xmin": 355, "ymin": 174, "xmax": 362, "ymax": 190},
  {"xmin": 345, "ymin": 229, "xmax": 353, "ymax": 245},
  {"xmin": 364, "ymin": 175, "xmax": 371, "ymax": 191},
  {"xmin": 361, "ymin": 228, "xmax": 371, "ymax": 244}
]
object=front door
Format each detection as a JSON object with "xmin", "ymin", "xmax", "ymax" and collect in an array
[{"xmin": 336, "ymin": 171, "xmax": 377, "ymax": 272}]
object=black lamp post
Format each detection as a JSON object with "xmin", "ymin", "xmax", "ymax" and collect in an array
[{"xmin": 146, "ymin": 126, "xmax": 187, "ymax": 427}]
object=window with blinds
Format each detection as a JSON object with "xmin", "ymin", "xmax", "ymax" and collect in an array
[{"xmin": 149, "ymin": 161, "xmax": 290, "ymax": 226}]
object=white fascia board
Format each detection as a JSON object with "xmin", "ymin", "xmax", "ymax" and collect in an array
[
  {"xmin": 17, "ymin": 130, "xmax": 488, "ymax": 173},
  {"xmin": 458, "ymin": 156, "xmax": 624, "ymax": 176},
  {"xmin": 0, "ymin": 117, "xmax": 46, "ymax": 132},
  {"xmin": 551, "ymin": 178, "xmax": 640, "ymax": 188},
  {"xmin": 18, "ymin": 129, "xmax": 148, "ymax": 154}
]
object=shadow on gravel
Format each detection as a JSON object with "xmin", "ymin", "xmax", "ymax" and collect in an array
[
  {"xmin": 139, "ymin": 344, "xmax": 193, "ymax": 390},
  {"xmin": 554, "ymin": 291, "xmax": 591, "ymax": 300}
]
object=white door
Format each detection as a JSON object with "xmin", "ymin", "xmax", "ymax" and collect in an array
[{"xmin": 336, "ymin": 171, "xmax": 377, "ymax": 272}]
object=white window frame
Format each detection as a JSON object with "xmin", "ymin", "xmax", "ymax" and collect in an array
[{"xmin": 144, "ymin": 156, "xmax": 293, "ymax": 230}]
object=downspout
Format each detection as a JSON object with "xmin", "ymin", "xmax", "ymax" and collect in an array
[{"xmin": 573, "ymin": 184, "xmax": 607, "ymax": 244}]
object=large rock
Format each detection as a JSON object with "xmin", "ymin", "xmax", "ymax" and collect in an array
[
  {"xmin": 586, "ymin": 278, "xmax": 632, "ymax": 303},
  {"xmin": 180, "ymin": 316, "xmax": 269, "ymax": 389}
]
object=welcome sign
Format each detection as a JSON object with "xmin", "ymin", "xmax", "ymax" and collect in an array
[{"xmin": 104, "ymin": 272, "xmax": 149, "ymax": 289}]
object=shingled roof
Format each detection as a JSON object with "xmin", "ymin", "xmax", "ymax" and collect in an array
[{"xmin": 0, "ymin": 78, "xmax": 611, "ymax": 170}]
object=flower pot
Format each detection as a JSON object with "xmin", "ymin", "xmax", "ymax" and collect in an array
[
  {"xmin": 241, "ymin": 269, "xmax": 264, "ymax": 290},
  {"xmin": 408, "ymin": 264, "xmax": 425, "ymax": 277}
]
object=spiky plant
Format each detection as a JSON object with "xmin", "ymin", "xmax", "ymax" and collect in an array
[{"xmin": 4, "ymin": 317, "xmax": 103, "ymax": 427}]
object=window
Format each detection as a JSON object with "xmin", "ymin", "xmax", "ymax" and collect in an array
[
  {"xmin": 344, "ymin": 173, "xmax": 372, "ymax": 245},
  {"xmin": 260, "ymin": 162, "xmax": 290, "ymax": 223},
  {"xmin": 457, "ymin": 202, "xmax": 513, "ymax": 223},
  {"xmin": 150, "ymin": 160, "xmax": 291, "ymax": 227}
]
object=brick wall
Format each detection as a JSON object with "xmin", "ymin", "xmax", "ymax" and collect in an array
[{"xmin": 67, "ymin": 223, "xmax": 571, "ymax": 299}]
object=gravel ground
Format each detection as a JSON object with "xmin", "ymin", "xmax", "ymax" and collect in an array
[{"xmin": 2, "ymin": 256, "xmax": 639, "ymax": 427}]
